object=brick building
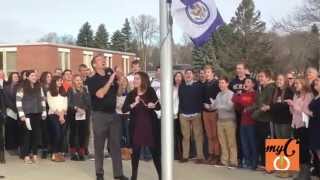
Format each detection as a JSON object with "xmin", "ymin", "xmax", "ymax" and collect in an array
[{"xmin": 0, "ymin": 42, "xmax": 137, "ymax": 76}]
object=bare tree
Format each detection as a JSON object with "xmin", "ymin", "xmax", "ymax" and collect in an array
[
  {"xmin": 131, "ymin": 14, "xmax": 159, "ymax": 71},
  {"xmin": 273, "ymin": 0, "xmax": 320, "ymax": 32},
  {"xmin": 38, "ymin": 32, "xmax": 75, "ymax": 45}
]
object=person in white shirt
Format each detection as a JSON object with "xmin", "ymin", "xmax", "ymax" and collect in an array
[
  {"xmin": 47, "ymin": 75, "xmax": 68, "ymax": 162},
  {"xmin": 211, "ymin": 77, "xmax": 238, "ymax": 168}
]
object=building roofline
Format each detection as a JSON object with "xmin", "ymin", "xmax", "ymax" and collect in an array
[{"xmin": 0, "ymin": 42, "xmax": 136, "ymax": 56}]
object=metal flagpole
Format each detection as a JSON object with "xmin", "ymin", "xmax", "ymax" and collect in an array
[{"xmin": 160, "ymin": 0, "xmax": 173, "ymax": 180}]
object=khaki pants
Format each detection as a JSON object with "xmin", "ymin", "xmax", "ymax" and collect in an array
[
  {"xmin": 180, "ymin": 114, "xmax": 204, "ymax": 159},
  {"xmin": 203, "ymin": 111, "xmax": 220, "ymax": 156},
  {"xmin": 217, "ymin": 120, "xmax": 238, "ymax": 166}
]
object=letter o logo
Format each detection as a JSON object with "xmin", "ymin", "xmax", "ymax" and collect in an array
[{"xmin": 273, "ymin": 156, "xmax": 291, "ymax": 171}]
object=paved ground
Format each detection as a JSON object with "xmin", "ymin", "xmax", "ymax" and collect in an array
[{"xmin": 2, "ymin": 152, "xmax": 290, "ymax": 180}]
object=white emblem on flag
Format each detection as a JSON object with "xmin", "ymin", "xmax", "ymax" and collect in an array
[{"xmin": 185, "ymin": 1, "xmax": 210, "ymax": 25}]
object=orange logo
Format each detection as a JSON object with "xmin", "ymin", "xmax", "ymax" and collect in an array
[{"xmin": 265, "ymin": 139, "xmax": 299, "ymax": 171}]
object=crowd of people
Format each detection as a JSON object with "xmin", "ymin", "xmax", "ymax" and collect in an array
[{"xmin": 0, "ymin": 54, "xmax": 320, "ymax": 180}]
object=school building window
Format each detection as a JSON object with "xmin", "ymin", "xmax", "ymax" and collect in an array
[
  {"xmin": 104, "ymin": 53, "xmax": 112, "ymax": 68},
  {"xmin": 122, "ymin": 55, "xmax": 130, "ymax": 76},
  {"xmin": 58, "ymin": 48, "xmax": 70, "ymax": 70},
  {"xmin": 83, "ymin": 51, "xmax": 93, "ymax": 69},
  {"xmin": 0, "ymin": 47, "xmax": 17, "ymax": 76}
]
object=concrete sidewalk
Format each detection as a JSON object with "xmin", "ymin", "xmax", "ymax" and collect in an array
[{"xmin": 2, "ymin": 153, "xmax": 290, "ymax": 180}]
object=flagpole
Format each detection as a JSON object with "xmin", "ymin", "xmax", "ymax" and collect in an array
[{"xmin": 160, "ymin": 0, "xmax": 173, "ymax": 180}]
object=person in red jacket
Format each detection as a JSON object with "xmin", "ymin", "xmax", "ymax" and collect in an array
[{"xmin": 232, "ymin": 78, "xmax": 257, "ymax": 170}]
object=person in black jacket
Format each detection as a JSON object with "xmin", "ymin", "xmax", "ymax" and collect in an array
[
  {"xmin": 0, "ymin": 87, "xmax": 7, "ymax": 164},
  {"xmin": 4, "ymin": 72, "xmax": 20, "ymax": 152},
  {"xmin": 268, "ymin": 74, "xmax": 294, "ymax": 139},
  {"xmin": 122, "ymin": 71, "xmax": 161, "ymax": 180}
]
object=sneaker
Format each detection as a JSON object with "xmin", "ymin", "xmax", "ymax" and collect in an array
[
  {"xmin": 275, "ymin": 171, "xmax": 290, "ymax": 178},
  {"xmin": 31, "ymin": 155, "xmax": 38, "ymax": 163},
  {"xmin": 227, "ymin": 165, "xmax": 238, "ymax": 170},
  {"xmin": 179, "ymin": 158, "xmax": 189, "ymax": 163},
  {"xmin": 114, "ymin": 175, "xmax": 129, "ymax": 180},
  {"xmin": 70, "ymin": 154, "xmax": 79, "ymax": 161},
  {"xmin": 214, "ymin": 162, "xmax": 226, "ymax": 168},
  {"xmin": 24, "ymin": 156, "xmax": 33, "ymax": 164},
  {"xmin": 194, "ymin": 159, "xmax": 205, "ymax": 164},
  {"xmin": 96, "ymin": 174, "xmax": 104, "ymax": 180}
]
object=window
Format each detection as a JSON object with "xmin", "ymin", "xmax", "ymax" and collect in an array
[
  {"xmin": 0, "ymin": 47, "xmax": 17, "ymax": 76},
  {"xmin": 83, "ymin": 51, "xmax": 93, "ymax": 69},
  {"xmin": 6, "ymin": 52, "xmax": 17, "ymax": 74},
  {"xmin": 58, "ymin": 48, "xmax": 70, "ymax": 70},
  {"xmin": 104, "ymin": 53, "xmax": 112, "ymax": 68},
  {"xmin": 122, "ymin": 55, "xmax": 130, "ymax": 76}
]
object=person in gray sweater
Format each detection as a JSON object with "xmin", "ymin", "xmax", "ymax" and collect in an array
[{"xmin": 211, "ymin": 77, "xmax": 237, "ymax": 168}]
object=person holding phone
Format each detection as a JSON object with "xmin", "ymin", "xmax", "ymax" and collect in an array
[
  {"xmin": 87, "ymin": 54, "xmax": 128, "ymax": 180},
  {"xmin": 122, "ymin": 71, "xmax": 161, "ymax": 180}
]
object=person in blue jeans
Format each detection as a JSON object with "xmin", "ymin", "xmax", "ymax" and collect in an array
[{"xmin": 232, "ymin": 78, "xmax": 257, "ymax": 170}]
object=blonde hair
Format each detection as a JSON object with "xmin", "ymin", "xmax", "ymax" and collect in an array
[{"xmin": 117, "ymin": 76, "xmax": 130, "ymax": 96}]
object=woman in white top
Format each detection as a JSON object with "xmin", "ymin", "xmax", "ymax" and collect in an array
[{"xmin": 47, "ymin": 75, "xmax": 68, "ymax": 162}]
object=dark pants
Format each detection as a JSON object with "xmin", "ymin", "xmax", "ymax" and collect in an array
[
  {"xmin": 174, "ymin": 118, "xmax": 182, "ymax": 160},
  {"xmin": 255, "ymin": 121, "xmax": 270, "ymax": 166},
  {"xmin": 40, "ymin": 118, "xmax": 49, "ymax": 150},
  {"xmin": 293, "ymin": 127, "xmax": 310, "ymax": 164},
  {"xmin": 131, "ymin": 146, "xmax": 161, "ymax": 180},
  {"xmin": 5, "ymin": 117, "xmax": 20, "ymax": 150},
  {"xmin": 48, "ymin": 114, "xmax": 66, "ymax": 153},
  {"xmin": 92, "ymin": 111, "xmax": 123, "ymax": 177},
  {"xmin": 235, "ymin": 112, "xmax": 243, "ymax": 164},
  {"xmin": 274, "ymin": 123, "xmax": 291, "ymax": 139},
  {"xmin": 69, "ymin": 117, "xmax": 89, "ymax": 155},
  {"xmin": 21, "ymin": 113, "xmax": 42, "ymax": 157},
  {"xmin": 0, "ymin": 117, "xmax": 4, "ymax": 153},
  {"xmin": 119, "ymin": 114, "xmax": 130, "ymax": 148},
  {"xmin": 240, "ymin": 125, "xmax": 257, "ymax": 169}
]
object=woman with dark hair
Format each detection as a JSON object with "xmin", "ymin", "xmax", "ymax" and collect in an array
[
  {"xmin": 16, "ymin": 70, "xmax": 47, "ymax": 164},
  {"xmin": 4, "ymin": 72, "xmax": 20, "ymax": 151},
  {"xmin": 47, "ymin": 76, "xmax": 68, "ymax": 162},
  {"xmin": 39, "ymin": 71, "xmax": 52, "ymax": 159},
  {"xmin": 173, "ymin": 72, "xmax": 184, "ymax": 160},
  {"xmin": 68, "ymin": 75, "xmax": 91, "ymax": 161},
  {"xmin": 122, "ymin": 71, "xmax": 161, "ymax": 180},
  {"xmin": 309, "ymin": 77, "xmax": 320, "ymax": 178}
]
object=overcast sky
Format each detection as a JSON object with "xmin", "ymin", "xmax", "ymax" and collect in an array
[{"xmin": 0, "ymin": 0, "xmax": 303, "ymax": 43}]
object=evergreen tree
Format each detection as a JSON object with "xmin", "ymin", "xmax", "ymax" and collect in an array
[
  {"xmin": 76, "ymin": 22, "xmax": 95, "ymax": 47},
  {"xmin": 229, "ymin": 0, "xmax": 273, "ymax": 71},
  {"xmin": 110, "ymin": 30, "xmax": 125, "ymax": 51},
  {"xmin": 121, "ymin": 18, "xmax": 132, "ymax": 52},
  {"xmin": 94, "ymin": 24, "xmax": 109, "ymax": 49}
]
